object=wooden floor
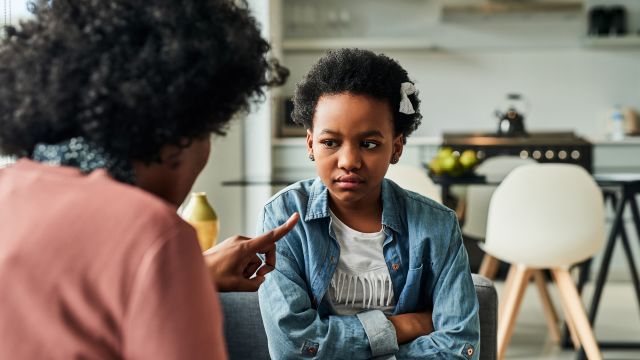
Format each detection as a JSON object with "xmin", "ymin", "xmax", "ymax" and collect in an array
[{"xmin": 498, "ymin": 280, "xmax": 640, "ymax": 359}]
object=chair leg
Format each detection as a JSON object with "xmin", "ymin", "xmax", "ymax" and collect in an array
[
  {"xmin": 499, "ymin": 265, "xmax": 517, "ymax": 318},
  {"xmin": 497, "ymin": 264, "xmax": 532, "ymax": 360},
  {"xmin": 556, "ymin": 285, "xmax": 582, "ymax": 350},
  {"xmin": 556, "ymin": 268, "xmax": 581, "ymax": 350},
  {"xmin": 552, "ymin": 268, "xmax": 603, "ymax": 360},
  {"xmin": 479, "ymin": 254, "xmax": 500, "ymax": 279},
  {"xmin": 533, "ymin": 270, "xmax": 562, "ymax": 343}
]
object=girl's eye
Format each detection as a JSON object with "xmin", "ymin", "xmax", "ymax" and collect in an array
[
  {"xmin": 321, "ymin": 140, "xmax": 338, "ymax": 148},
  {"xmin": 361, "ymin": 141, "xmax": 378, "ymax": 150}
]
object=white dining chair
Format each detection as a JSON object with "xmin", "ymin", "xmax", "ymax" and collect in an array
[
  {"xmin": 484, "ymin": 164, "xmax": 605, "ymax": 360},
  {"xmin": 462, "ymin": 156, "xmax": 567, "ymax": 343},
  {"xmin": 385, "ymin": 164, "xmax": 442, "ymax": 204},
  {"xmin": 463, "ymin": 155, "xmax": 536, "ymax": 243}
]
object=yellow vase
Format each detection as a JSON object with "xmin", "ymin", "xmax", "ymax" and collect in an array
[{"xmin": 181, "ymin": 192, "xmax": 219, "ymax": 251}]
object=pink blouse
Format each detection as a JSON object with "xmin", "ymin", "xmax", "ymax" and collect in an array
[{"xmin": 0, "ymin": 159, "xmax": 227, "ymax": 359}]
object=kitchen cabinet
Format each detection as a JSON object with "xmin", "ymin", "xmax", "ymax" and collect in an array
[{"xmin": 275, "ymin": 0, "xmax": 588, "ymax": 53}]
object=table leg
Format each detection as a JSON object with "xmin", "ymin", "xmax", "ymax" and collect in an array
[
  {"xmin": 561, "ymin": 191, "xmax": 609, "ymax": 349},
  {"xmin": 626, "ymin": 194, "xmax": 640, "ymax": 308},
  {"xmin": 441, "ymin": 184, "xmax": 450, "ymax": 207},
  {"xmin": 576, "ymin": 194, "xmax": 627, "ymax": 360}
]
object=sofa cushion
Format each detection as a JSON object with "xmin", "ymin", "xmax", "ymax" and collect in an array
[{"xmin": 219, "ymin": 274, "xmax": 496, "ymax": 360}]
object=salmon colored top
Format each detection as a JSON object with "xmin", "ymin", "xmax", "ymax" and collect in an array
[{"xmin": 0, "ymin": 159, "xmax": 227, "ymax": 359}]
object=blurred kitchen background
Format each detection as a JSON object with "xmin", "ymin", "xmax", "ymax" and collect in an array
[
  {"xmin": 4, "ymin": 0, "xmax": 640, "ymax": 266},
  {"xmin": 2, "ymin": 0, "xmax": 640, "ymax": 274}
]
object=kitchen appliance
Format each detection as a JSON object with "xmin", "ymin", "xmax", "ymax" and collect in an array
[
  {"xmin": 442, "ymin": 131, "xmax": 593, "ymax": 173},
  {"xmin": 588, "ymin": 5, "xmax": 628, "ymax": 36},
  {"xmin": 495, "ymin": 93, "xmax": 527, "ymax": 137}
]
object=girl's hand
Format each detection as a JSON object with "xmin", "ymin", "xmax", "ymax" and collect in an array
[
  {"xmin": 388, "ymin": 310, "xmax": 434, "ymax": 344},
  {"xmin": 203, "ymin": 213, "xmax": 299, "ymax": 292}
]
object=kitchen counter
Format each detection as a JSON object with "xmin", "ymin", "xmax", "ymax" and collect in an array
[{"xmin": 273, "ymin": 134, "xmax": 640, "ymax": 180}]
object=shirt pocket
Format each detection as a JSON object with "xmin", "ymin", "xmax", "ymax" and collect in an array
[
  {"xmin": 405, "ymin": 263, "xmax": 423, "ymax": 288},
  {"xmin": 396, "ymin": 264, "xmax": 424, "ymax": 310}
]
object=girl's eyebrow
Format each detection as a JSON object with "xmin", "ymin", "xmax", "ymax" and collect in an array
[{"xmin": 319, "ymin": 129, "xmax": 384, "ymax": 138}]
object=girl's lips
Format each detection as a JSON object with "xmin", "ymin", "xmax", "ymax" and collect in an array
[
  {"xmin": 335, "ymin": 180, "xmax": 364, "ymax": 190},
  {"xmin": 335, "ymin": 175, "xmax": 365, "ymax": 183},
  {"xmin": 334, "ymin": 175, "xmax": 365, "ymax": 190}
]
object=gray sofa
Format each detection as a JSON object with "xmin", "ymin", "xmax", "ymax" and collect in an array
[{"xmin": 220, "ymin": 274, "xmax": 497, "ymax": 360}]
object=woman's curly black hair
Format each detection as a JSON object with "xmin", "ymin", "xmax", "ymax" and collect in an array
[
  {"xmin": 0, "ymin": 0, "xmax": 288, "ymax": 162},
  {"xmin": 292, "ymin": 48, "xmax": 421, "ymax": 144}
]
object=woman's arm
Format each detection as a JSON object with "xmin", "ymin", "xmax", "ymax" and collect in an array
[
  {"xmin": 396, "ymin": 214, "xmax": 480, "ymax": 360},
  {"xmin": 203, "ymin": 213, "xmax": 299, "ymax": 292}
]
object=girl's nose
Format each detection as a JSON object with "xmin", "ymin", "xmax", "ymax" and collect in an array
[{"xmin": 337, "ymin": 144, "xmax": 362, "ymax": 171}]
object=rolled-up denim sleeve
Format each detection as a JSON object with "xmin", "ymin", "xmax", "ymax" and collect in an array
[
  {"xmin": 396, "ymin": 213, "xmax": 480, "ymax": 360},
  {"xmin": 356, "ymin": 310, "xmax": 399, "ymax": 356},
  {"xmin": 257, "ymin": 206, "xmax": 399, "ymax": 360}
]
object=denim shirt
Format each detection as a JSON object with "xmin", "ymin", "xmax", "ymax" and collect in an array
[{"xmin": 258, "ymin": 178, "xmax": 480, "ymax": 360}]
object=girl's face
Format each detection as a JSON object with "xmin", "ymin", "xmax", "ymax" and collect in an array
[{"xmin": 306, "ymin": 93, "xmax": 403, "ymax": 208}]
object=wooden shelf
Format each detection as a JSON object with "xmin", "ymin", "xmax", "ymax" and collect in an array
[
  {"xmin": 442, "ymin": 0, "xmax": 583, "ymax": 15},
  {"xmin": 582, "ymin": 35, "xmax": 640, "ymax": 48},
  {"xmin": 282, "ymin": 37, "xmax": 435, "ymax": 51}
]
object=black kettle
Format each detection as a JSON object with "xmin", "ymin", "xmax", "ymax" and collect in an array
[{"xmin": 496, "ymin": 94, "xmax": 527, "ymax": 137}]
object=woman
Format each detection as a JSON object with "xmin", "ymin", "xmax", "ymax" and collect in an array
[{"xmin": 0, "ymin": 0, "xmax": 297, "ymax": 359}]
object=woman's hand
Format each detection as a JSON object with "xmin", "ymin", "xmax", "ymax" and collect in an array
[
  {"xmin": 203, "ymin": 213, "xmax": 299, "ymax": 292},
  {"xmin": 388, "ymin": 310, "xmax": 434, "ymax": 344}
]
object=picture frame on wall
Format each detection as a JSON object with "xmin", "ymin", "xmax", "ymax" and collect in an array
[{"xmin": 277, "ymin": 97, "xmax": 306, "ymax": 137}]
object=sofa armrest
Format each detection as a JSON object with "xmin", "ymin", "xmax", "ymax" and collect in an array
[{"xmin": 472, "ymin": 274, "xmax": 498, "ymax": 360}]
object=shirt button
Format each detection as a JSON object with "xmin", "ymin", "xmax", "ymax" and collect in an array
[
  {"xmin": 330, "ymin": 256, "xmax": 335, "ymax": 263},
  {"xmin": 392, "ymin": 263, "xmax": 399, "ymax": 271}
]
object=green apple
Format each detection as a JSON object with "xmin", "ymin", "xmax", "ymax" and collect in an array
[
  {"xmin": 440, "ymin": 154, "xmax": 463, "ymax": 176},
  {"xmin": 437, "ymin": 147, "xmax": 453, "ymax": 159},
  {"xmin": 459, "ymin": 150, "xmax": 478, "ymax": 170},
  {"xmin": 428, "ymin": 158, "xmax": 444, "ymax": 175}
]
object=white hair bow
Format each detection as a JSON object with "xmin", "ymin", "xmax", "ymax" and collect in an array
[{"xmin": 399, "ymin": 82, "xmax": 416, "ymax": 115}]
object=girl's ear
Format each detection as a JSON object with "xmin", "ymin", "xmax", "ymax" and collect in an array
[
  {"xmin": 306, "ymin": 129, "xmax": 314, "ymax": 156},
  {"xmin": 392, "ymin": 134, "xmax": 404, "ymax": 162}
]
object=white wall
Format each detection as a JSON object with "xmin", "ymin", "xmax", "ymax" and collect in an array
[
  {"xmin": 189, "ymin": 122, "xmax": 244, "ymax": 241},
  {"xmin": 283, "ymin": 48, "xmax": 640, "ymax": 139},
  {"xmin": 191, "ymin": 0, "xmax": 279, "ymax": 238},
  {"xmin": 2, "ymin": 0, "xmax": 35, "ymax": 27},
  {"xmin": 278, "ymin": 0, "xmax": 640, "ymax": 140}
]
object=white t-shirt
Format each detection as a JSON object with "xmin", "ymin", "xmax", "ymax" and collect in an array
[{"xmin": 328, "ymin": 211, "xmax": 396, "ymax": 316}]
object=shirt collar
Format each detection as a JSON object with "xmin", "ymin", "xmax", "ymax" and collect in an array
[{"xmin": 304, "ymin": 177, "xmax": 404, "ymax": 235}]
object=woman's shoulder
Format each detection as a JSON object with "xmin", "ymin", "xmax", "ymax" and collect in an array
[{"xmin": 75, "ymin": 169, "xmax": 188, "ymax": 235}]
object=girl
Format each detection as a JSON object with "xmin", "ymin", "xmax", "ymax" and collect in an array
[{"xmin": 258, "ymin": 49, "xmax": 480, "ymax": 359}]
